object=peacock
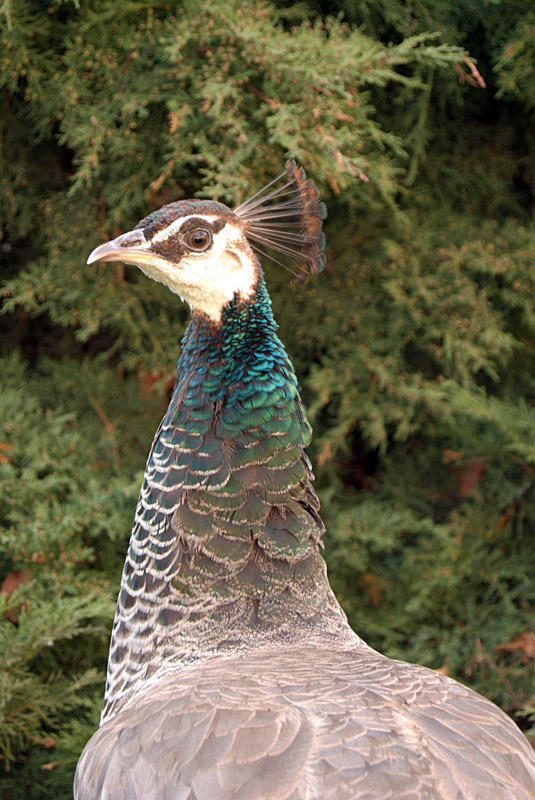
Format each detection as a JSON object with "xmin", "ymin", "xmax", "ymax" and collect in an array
[{"xmin": 75, "ymin": 162, "xmax": 535, "ymax": 799}]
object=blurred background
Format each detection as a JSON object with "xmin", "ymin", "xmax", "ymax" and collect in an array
[{"xmin": 1, "ymin": 1, "xmax": 535, "ymax": 796}]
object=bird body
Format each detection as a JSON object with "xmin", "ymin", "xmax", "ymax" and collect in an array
[
  {"xmin": 78, "ymin": 644, "xmax": 535, "ymax": 799},
  {"xmin": 76, "ymin": 164, "xmax": 535, "ymax": 799}
]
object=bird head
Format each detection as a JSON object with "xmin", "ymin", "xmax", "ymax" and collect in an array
[
  {"xmin": 88, "ymin": 200, "xmax": 259, "ymax": 321},
  {"xmin": 87, "ymin": 162, "xmax": 327, "ymax": 322}
]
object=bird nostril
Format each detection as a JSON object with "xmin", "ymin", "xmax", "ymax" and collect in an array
[{"xmin": 120, "ymin": 233, "xmax": 145, "ymax": 248}]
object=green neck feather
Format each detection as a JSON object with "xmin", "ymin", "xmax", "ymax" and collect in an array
[{"xmin": 103, "ymin": 275, "xmax": 351, "ymax": 722}]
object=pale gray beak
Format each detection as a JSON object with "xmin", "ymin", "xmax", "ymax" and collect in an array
[{"xmin": 87, "ymin": 229, "xmax": 148, "ymax": 265}]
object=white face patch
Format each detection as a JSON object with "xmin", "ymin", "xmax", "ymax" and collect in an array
[{"xmin": 140, "ymin": 216, "xmax": 258, "ymax": 322}]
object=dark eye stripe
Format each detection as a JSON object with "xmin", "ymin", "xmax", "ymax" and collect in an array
[{"xmin": 147, "ymin": 216, "xmax": 223, "ymax": 262}]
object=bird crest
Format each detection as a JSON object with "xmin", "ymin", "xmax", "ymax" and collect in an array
[{"xmin": 234, "ymin": 160, "xmax": 327, "ymax": 280}]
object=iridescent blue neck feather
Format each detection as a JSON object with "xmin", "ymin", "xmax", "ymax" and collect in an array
[
  {"xmin": 101, "ymin": 275, "xmax": 352, "ymax": 722},
  {"xmin": 175, "ymin": 277, "xmax": 285, "ymax": 401}
]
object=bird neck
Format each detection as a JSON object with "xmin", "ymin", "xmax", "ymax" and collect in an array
[
  {"xmin": 103, "ymin": 275, "xmax": 352, "ymax": 722},
  {"xmin": 178, "ymin": 274, "xmax": 285, "ymax": 396}
]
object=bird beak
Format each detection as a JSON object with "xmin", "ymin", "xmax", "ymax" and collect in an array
[{"xmin": 87, "ymin": 229, "xmax": 152, "ymax": 265}]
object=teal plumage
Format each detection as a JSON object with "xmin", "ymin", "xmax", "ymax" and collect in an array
[
  {"xmin": 101, "ymin": 269, "xmax": 339, "ymax": 723},
  {"xmin": 76, "ymin": 164, "xmax": 535, "ymax": 800}
]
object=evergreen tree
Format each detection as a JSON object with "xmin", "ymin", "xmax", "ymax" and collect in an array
[{"xmin": 1, "ymin": 1, "xmax": 534, "ymax": 796}]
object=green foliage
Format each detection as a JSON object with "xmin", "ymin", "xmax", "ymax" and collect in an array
[
  {"xmin": 495, "ymin": 8, "xmax": 535, "ymax": 108},
  {"xmin": 0, "ymin": 355, "xmax": 163, "ymax": 795},
  {"xmin": 1, "ymin": 0, "xmax": 535, "ymax": 795}
]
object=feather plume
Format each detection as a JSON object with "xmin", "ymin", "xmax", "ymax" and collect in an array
[{"xmin": 234, "ymin": 160, "xmax": 327, "ymax": 279}]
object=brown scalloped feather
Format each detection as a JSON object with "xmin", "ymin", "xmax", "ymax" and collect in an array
[{"xmin": 234, "ymin": 160, "xmax": 327, "ymax": 280}]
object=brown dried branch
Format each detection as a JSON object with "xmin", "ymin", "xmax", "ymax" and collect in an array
[
  {"xmin": 243, "ymin": 81, "xmax": 279, "ymax": 109},
  {"xmin": 455, "ymin": 55, "xmax": 486, "ymax": 89},
  {"xmin": 90, "ymin": 397, "xmax": 120, "ymax": 469}
]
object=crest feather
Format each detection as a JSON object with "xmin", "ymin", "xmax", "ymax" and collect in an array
[{"xmin": 234, "ymin": 160, "xmax": 327, "ymax": 280}]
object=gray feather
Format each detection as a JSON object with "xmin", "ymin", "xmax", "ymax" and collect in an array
[{"xmin": 76, "ymin": 645, "xmax": 535, "ymax": 799}]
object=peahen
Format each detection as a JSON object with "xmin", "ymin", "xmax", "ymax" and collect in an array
[{"xmin": 76, "ymin": 162, "xmax": 535, "ymax": 799}]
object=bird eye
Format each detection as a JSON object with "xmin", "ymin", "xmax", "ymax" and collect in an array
[{"xmin": 185, "ymin": 228, "xmax": 212, "ymax": 252}]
